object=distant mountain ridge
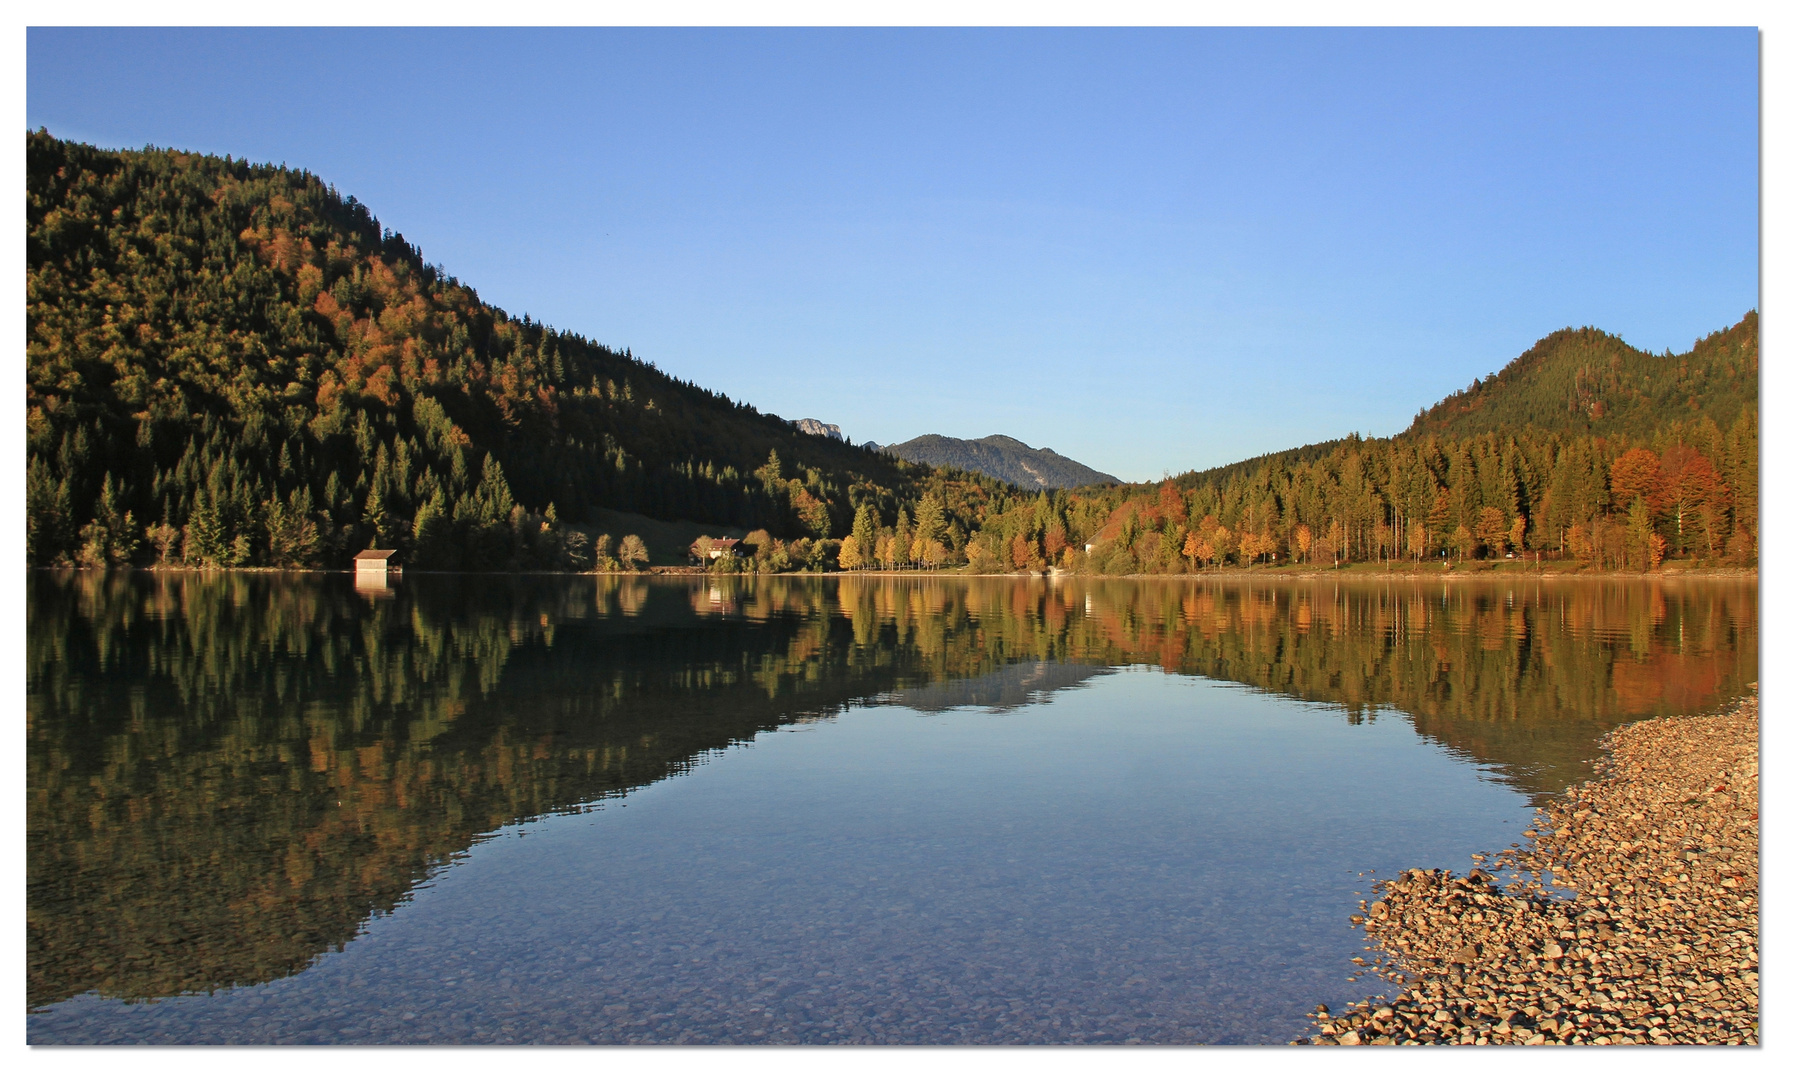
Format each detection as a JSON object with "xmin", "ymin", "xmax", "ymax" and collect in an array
[
  {"xmin": 794, "ymin": 418, "xmax": 845, "ymax": 441},
  {"xmin": 882, "ymin": 434, "xmax": 1120, "ymax": 491}
]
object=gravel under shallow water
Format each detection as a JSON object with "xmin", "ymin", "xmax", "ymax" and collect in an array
[
  {"xmin": 1300, "ymin": 697, "xmax": 1760, "ymax": 1046},
  {"xmin": 30, "ymin": 671, "xmax": 1546, "ymax": 1045}
]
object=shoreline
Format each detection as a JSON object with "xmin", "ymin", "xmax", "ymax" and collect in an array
[
  {"xmin": 33, "ymin": 565, "xmax": 1758, "ymax": 582},
  {"xmin": 1299, "ymin": 696, "xmax": 1759, "ymax": 1046}
]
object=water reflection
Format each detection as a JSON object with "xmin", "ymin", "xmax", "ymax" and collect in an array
[
  {"xmin": 27, "ymin": 571, "xmax": 1755, "ymax": 1020},
  {"xmin": 353, "ymin": 567, "xmax": 395, "ymax": 597},
  {"xmin": 882, "ymin": 661, "xmax": 1114, "ymax": 713}
]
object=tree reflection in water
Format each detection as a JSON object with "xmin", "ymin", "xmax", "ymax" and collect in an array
[{"xmin": 27, "ymin": 570, "xmax": 1755, "ymax": 1010}]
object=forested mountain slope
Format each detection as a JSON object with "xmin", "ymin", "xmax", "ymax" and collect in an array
[
  {"xmin": 956, "ymin": 314, "xmax": 1756, "ymax": 575},
  {"xmin": 23, "ymin": 132, "xmax": 1756, "ymax": 577},
  {"xmin": 882, "ymin": 434, "xmax": 1121, "ymax": 491},
  {"xmin": 1405, "ymin": 314, "xmax": 1757, "ymax": 441},
  {"xmin": 1153, "ymin": 312, "xmax": 1757, "ymax": 500},
  {"xmin": 25, "ymin": 132, "xmax": 1006, "ymax": 569}
]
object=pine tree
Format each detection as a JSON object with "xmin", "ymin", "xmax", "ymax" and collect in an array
[
  {"xmin": 184, "ymin": 490, "xmax": 228, "ymax": 567},
  {"xmin": 850, "ymin": 503, "xmax": 878, "ymax": 569}
]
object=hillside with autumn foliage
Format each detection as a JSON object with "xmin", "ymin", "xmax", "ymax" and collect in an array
[
  {"xmin": 25, "ymin": 131, "xmax": 1009, "ymax": 570},
  {"xmin": 25, "ymin": 131, "xmax": 1756, "ymax": 575},
  {"xmin": 1405, "ymin": 314, "xmax": 1757, "ymax": 442},
  {"xmin": 960, "ymin": 310, "xmax": 1755, "ymax": 575}
]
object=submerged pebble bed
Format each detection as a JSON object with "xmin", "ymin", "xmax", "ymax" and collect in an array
[{"xmin": 1301, "ymin": 697, "xmax": 1759, "ymax": 1046}]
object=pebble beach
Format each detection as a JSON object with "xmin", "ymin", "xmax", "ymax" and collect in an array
[{"xmin": 1300, "ymin": 696, "xmax": 1760, "ymax": 1046}]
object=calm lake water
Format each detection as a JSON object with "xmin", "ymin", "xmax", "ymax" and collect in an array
[{"xmin": 27, "ymin": 571, "xmax": 1756, "ymax": 1044}]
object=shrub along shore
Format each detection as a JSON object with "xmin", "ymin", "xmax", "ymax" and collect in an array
[
  {"xmin": 66, "ymin": 563, "xmax": 1756, "ymax": 582},
  {"xmin": 1299, "ymin": 696, "xmax": 1759, "ymax": 1046}
]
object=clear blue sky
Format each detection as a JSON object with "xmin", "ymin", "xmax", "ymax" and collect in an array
[{"xmin": 27, "ymin": 27, "xmax": 1758, "ymax": 483}]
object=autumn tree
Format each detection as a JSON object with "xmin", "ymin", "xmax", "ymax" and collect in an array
[
  {"xmin": 1155, "ymin": 481, "xmax": 1185, "ymax": 525},
  {"xmin": 591, "ymin": 533, "xmax": 617, "ymax": 571},
  {"xmin": 1324, "ymin": 519, "xmax": 1345, "ymax": 566},
  {"xmin": 617, "ymin": 534, "xmax": 649, "ymax": 569},
  {"xmin": 147, "ymin": 523, "xmax": 181, "ymax": 565},
  {"xmin": 1475, "ymin": 506, "xmax": 1508, "ymax": 558},
  {"xmin": 1609, "ymin": 448, "xmax": 1664, "ymax": 517},
  {"xmin": 1658, "ymin": 446, "xmax": 1728, "ymax": 558},
  {"xmin": 1451, "ymin": 524, "xmax": 1476, "ymax": 562},
  {"xmin": 1210, "ymin": 524, "xmax": 1233, "ymax": 567},
  {"xmin": 837, "ymin": 534, "xmax": 864, "ymax": 571}
]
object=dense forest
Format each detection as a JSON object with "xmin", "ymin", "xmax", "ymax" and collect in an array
[
  {"xmin": 26, "ymin": 132, "xmax": 1757, "ymax": 574},
  {"xmin": 25, "ymin": 131, "xmax": 1006, "ymax": 571},
  {"xmin": 962, "ymin": 314, "xmax": 1756, "ymax": 575},
  {"xmin": 1406, "ymin": 315, "xmax": 1757, "ymax": 440}
]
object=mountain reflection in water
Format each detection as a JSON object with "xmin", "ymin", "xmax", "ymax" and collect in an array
[
  {"xmin": 881, "ymin": 661, "xmax": 1115, "ymax": 712},
  {"xmin": 27, "ymin": 571, "xmax": 1755, "ymax": 1015}
]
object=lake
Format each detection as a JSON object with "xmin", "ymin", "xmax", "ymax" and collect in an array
[{"xmin": 26, "ymin": 570, "xmax": 1756, "ymax": 1044}]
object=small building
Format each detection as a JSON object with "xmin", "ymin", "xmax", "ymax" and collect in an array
[
  {"xmin": 694, "ymin": 537, "xmax": 737, "ymax": 560},
  {"xmin": 354, "ymin": 548, "xmax": 400, "ymax": 573}
]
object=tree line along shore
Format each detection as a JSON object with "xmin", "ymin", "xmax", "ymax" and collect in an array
[
  {"xmin": 77, "ymin": 558, "xmax": 1757, "ymax": 580},
  {"xmin": 31, "ymin": 426, "xmax": 1759, "ymax": 576},
  {"xmin": 1299, "ymin": 696, "xmax": 1759, "ymax": 1046},
  {"xmin": 29, "ymin": 134, "xmax": 1756, "ymax": 576}
]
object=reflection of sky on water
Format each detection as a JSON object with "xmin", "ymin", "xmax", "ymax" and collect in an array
[
  {"xmin": 28, "ymin": 571, "xmax": 1756, "ymax": 1044},
  {"xmin": 32, "ymin": 668, "xmax": 1531, "ymax": 1045}
]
